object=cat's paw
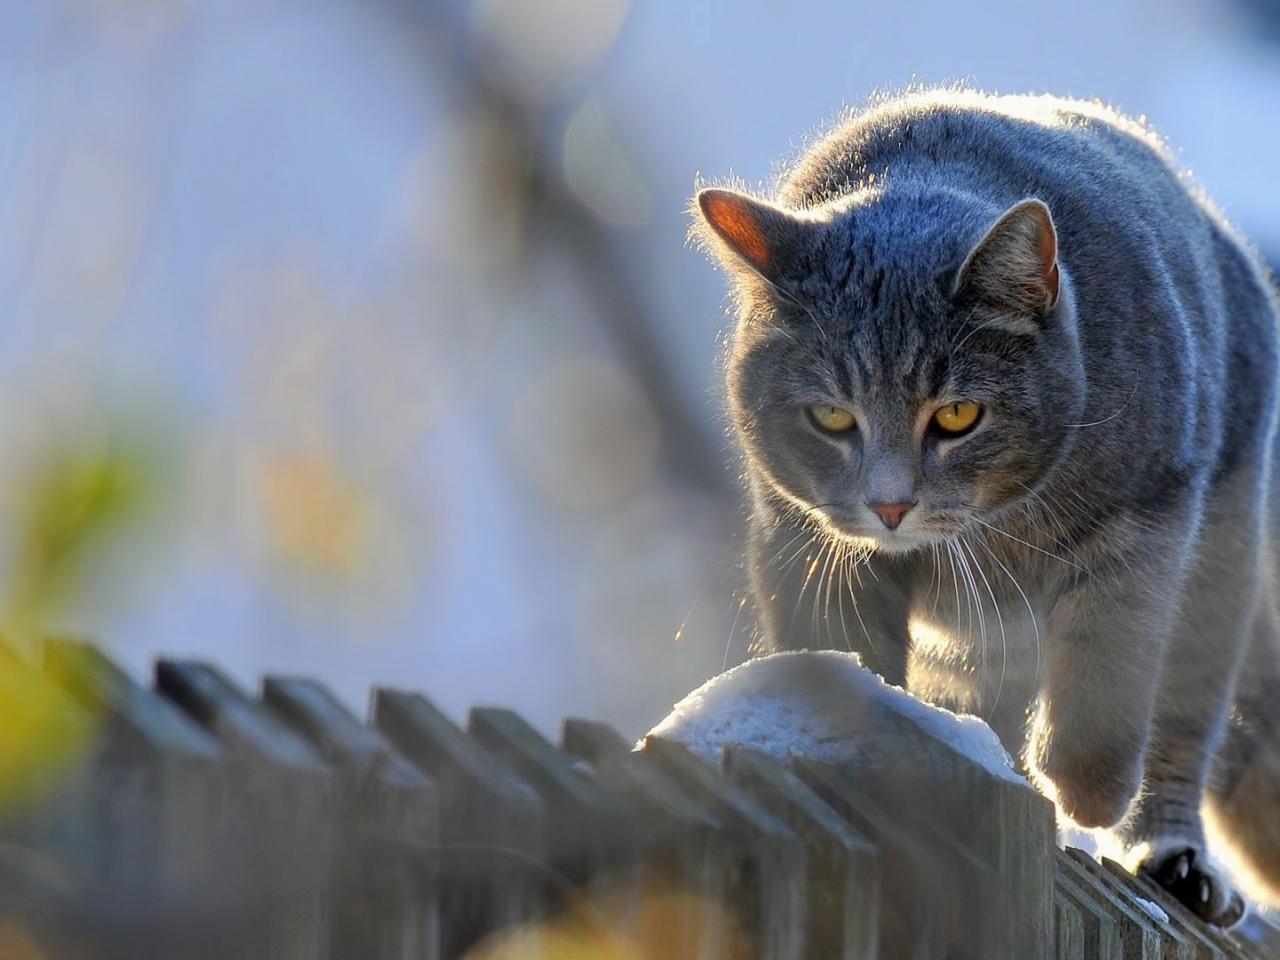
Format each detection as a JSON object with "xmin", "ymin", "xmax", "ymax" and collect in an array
[
  {"xmin": 1051, "ymin": 775, "xmax": 1134, "ymax": 828},
  {"xmin": 1036, "ymin": 738, "xmax": 1141, "ymax": 828},
  {"xmin": 1136, "ymin": 840, "xmax": 1246, "ymax": 928}
]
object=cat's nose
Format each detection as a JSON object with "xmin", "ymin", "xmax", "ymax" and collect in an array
[{"xmin": 868, "ymin": 500, "xmax": 915, "ymax": 530}]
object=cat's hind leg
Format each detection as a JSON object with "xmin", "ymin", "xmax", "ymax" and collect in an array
[
  {"xmin": 1203, "ymin": 591, "xmax": 1280, "ymax": 913},
  {"xmin": 1117, "ymin": 470, "xmax": 1263, "ymax": 927}
]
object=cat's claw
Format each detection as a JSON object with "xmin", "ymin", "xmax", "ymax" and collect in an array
[
  {"xmin": 1173, "ymin": 851, "xmax": 1190, "ymax": 880},
  {"xmin": 1139, "ymin": 843, "xmax": 1246, "ymax": 928}
]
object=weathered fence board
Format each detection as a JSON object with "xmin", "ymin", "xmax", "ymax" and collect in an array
[
  {"xmin": 643, "ymin": 736, "xmax": 809, "ymax": 960},
  {"xmin": 2, "ymin": 646, "xmax": 1277, "ymax": 960},
  {"xmin": 1067, "ymin": 848, "xmax": 1196, "ymax": 959},
  {"xmin": 724, "ymin": 746, "xmax": 879, "ymax": 960},
  {"xmin": 1059, "ymin": 848, "xmax": 1166, "ymax": 960},
  {"xmin": 40, "ymin": 639, "xmax": 231, "ymax": 959},
  {"xmin": 264, "ymin": 676, "xmax": 442, "ymax": 960},
  {"xmin": 156, "ymin": 660, "xmax": 335, "ymax": 960},
  {"xmin": 793, "ymin": 755, "xmax": 975, "ymax": 960},
  {"xmin": 1057, "ymin": 894, "xmax": 1087, "ymax": 960},
  {"xmin": 562, "ymin": 717, "xmax": 730, "ymax": 960},
  {"xmin": 372, "ymin": 688, "xmax": 544, "ymax": 956},
  {"xmin": 469, "ymin": 706, "xmax": 635, "ymax": 880},
  {"xmin": 1055, "ymin": 869, "xmax": 1126, "ymax": 960},
  {"xmin": 1099, "ymin": 857, "xmax": 1226, "ymax": 960}
]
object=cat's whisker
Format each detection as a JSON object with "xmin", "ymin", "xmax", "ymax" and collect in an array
[
  {"xmin": 844, "ymin": 548, "xmax": 876, "ymax": 657},
  {"xmin": 785, "ymin": 545, "xmax": 827, "ymax": 646},
  {"xmin": 722, "ymin": 595, "xmax": 748, "ymax": 672},
  {"xmin": 769, "ymin": 279, "xmax": 836, "ymax": 350},
  {"xmin": 1014, "ymin": 482, "xmax": 1076, "ymax": 548},
  {"xmin": 963, "ymin": 534, "xmax": 1007, "ymax": 716},
  {"xmin": 1010, "ymin": 482, "xmax": 1093, "ymax": 572},
  {"xmin": 954, "ymin": 537, "xmax": 988, "ymax": 697},
  {"xmin": 970, "ymin": 516, "xmax": 1083, "ymax": 571},
  {"xmin": 834, "ymin": 542, "xmax": 853, "ymax": 653},
  {"xmin": 945, "ymin": 538, "xmax": 962, "ymax": 647},
  {"xmin": 948, "ymin": 539, "xmax": 977, "ymax": 673},
  {"xmin": 929, "ymin": 542, "xmax": 943, "ymax": 614},
  {"xmin": 774, "ymin": 548, "xmax": 812, "ymax": 583},
  {"xmin": 864, "ymin": 550, "xmax": 881, "ymax": 582},
  {"xmin": 805, "ymin": 537, "xmax": 831, "ymax": 640},
  {"xmin": 849, "ymin": 541, "xmax": 868, "ymax": 588},
  {"xmin": 815, "ymin": 535, "xmax": 839, "ymax": 638},
  {"xmin": 768, "ymin": 529, "xmax": 814, "ymax": 566},
  {"xmin": 775, "ymin": 531, "xmax": 820, "ymax": 580},
  {"xmin": 834, "ymin": 540, "xmax": 857, "ymax": 649},
  {"xmin": 975, "ymin": 535, "xmax": 1043, "ymax": 688},
  {"xmin": 1061, "ymin": 372, "xmax": 1140, "ymax": 428},
  {"xmin": 818, "ymin": 536, "xmax": 843, "ymax": 639},
  {"xmin": 948, "ymin": 307, "xmax": 1002, "ymax": 357}
]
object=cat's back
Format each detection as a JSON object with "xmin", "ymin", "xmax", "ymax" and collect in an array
[{"xmin": 776, "ymin": 89, "xmax": 1182, "ymax": 214}]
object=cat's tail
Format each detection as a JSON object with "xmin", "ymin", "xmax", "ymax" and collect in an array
[{"xmin": 1205, "ymin": 630, "xmax": 1280, "ymax": 904}]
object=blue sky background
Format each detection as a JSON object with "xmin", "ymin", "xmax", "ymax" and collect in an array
[{"xmin": 2, "ymin": 0, "xmax": 1278, "ymax": 738}]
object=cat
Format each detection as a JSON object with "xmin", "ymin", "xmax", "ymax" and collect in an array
[{"xmin": 691, "ymin": 88, "xmax": 1280, "ymax": 927}]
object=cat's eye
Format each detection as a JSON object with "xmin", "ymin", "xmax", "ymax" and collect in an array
[
  {"xmin": 933, "ymin": 401, "xmax": 982, "ymax": 435},
  {"xmin": 807, "ymin": 404, "xmax": 856, "ymax": 433}
]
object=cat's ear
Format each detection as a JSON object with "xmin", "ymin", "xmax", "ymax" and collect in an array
[
  {"xmin": 954, "ymin": 199, "xmax": 1060, "ymax": 325},
  {"xmin": 693, "ymin": 188, "xmax": 810, "ymax": 287}
]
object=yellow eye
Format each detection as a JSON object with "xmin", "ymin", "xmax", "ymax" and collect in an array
[
  {"xmin": 808, "ymin": 404, "xmax": 856, "ymax": 433},
  {"xmin": 933, "ymin": 401, "xmax": 982, "ymax": 434}
]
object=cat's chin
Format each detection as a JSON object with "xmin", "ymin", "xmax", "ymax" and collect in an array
[
  {"xmin": 815, "ymin": 509, "xmax": 964, "ymax": 555},
  {"xmin": 867, "ymin": 534, "xmax": 933, "ymax": 555},
  {"xmin": 828, "ymin": 528, "xmax": 935, "ymax": 556}
]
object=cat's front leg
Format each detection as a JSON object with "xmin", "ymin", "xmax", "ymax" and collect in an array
[
  {"xmin": 747, "ymin": 503, "xmax": 914, "ymax": 684},
  {"xmin": 1032, "ymin": 543, "xmax": 1191, "ymax": 829}
]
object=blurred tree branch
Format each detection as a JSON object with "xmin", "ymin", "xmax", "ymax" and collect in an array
[{"xmin": 404, "ymin": 0, "xmax": 735, "ymax": 510}]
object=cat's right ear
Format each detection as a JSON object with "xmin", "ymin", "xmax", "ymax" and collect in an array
[{"xmin": 693, "ymin": 189, "xmax": 809, "ymax": 287}]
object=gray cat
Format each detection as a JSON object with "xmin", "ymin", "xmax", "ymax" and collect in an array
[{"xmin": 692, "ymin": 89, "xmax": 1280, "ymax": 926}]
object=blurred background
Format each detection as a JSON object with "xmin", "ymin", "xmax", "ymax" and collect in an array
[{"xmin": 2, "ymin": 0, "xmax": 1279, "ymax": 742}]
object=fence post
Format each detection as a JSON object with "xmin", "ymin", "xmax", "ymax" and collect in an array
[
  {"xmin": 724, "ymin": 746, "xmax": 879, "ymax": 960},
  {"xmin": 156, "ymin": 660, "xmax": 334, "ymax": 960},
  {"xmin": 1055, "ymin": 895, "xmax": 1086, "ymax": 960},
  {"xmin": 562, "ymin": 717, "xmax": 730, "ymax": 960},
  {"xmin": 642, "ymin": 736, "xmax": 807, "ymax": 960},
  {"xmin": 372, "ymin": 689, "xmax": 545, "ymax": 957},
  {"xmin": 1098, "ymin": 858, "xmax": 1226, "ymax": 959},
  {"xmin": 1053, "ymin": 866, "xmax": 1125, "ymax": 960},
  {"xmin": 40, "ymin": 639, "xmax": 230, "ymax": 959},
  {"xmin": 791, "ymin": 757, "xmax": 959, "ymax": 959},
  {"xmin": 469, "ymin": 707, "xmax": 635, "ymax": 879},
  {"xmin": 1057, "ymin": 848, "xmax": 1166, "ymax": 959},
  {"xmin": 842, "ymin": 740, "xmax": 1055, "ymax": 957},
  {"xmin": 263, "ymin": 676, "xmax": 441, "ymax": 960},
  {"xmin": 0, "ymin": 643, "xmax": 100, "ymax": 954}
]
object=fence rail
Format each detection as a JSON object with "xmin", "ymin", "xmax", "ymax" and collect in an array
[{"xmin": 3, "ymin": 637, "xmax": 1279, "ymax": 959}]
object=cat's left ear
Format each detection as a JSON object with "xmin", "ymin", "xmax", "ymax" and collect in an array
[{"xmin": 954, "ymin": 199, "xmax": 1060, "ymax": 326}]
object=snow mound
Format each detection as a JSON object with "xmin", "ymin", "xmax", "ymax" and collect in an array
[{"xmin": 644, "ymin": 650, "xmax": 1021, "ymax": 784}]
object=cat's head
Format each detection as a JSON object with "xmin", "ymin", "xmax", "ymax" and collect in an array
[{"xmin": 694, "ymin": 185, "xmax": 1086, "ymax": 553}]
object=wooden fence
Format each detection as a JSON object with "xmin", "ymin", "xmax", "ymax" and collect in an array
[{"xmin": 2, "ymin": 637, "xmax": 1279, "ymax": 959}]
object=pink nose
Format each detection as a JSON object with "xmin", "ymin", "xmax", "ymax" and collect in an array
[{"xmin": 868, "ymin": 501, "xmax": 915, "ymax": 530}]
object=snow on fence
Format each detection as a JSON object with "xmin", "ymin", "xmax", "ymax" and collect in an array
[{"xmin": 4, "ymin": 638, "xmax": 1280, "ymax": 959}]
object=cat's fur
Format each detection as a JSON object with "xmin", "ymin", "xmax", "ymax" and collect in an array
[{"xmin": 692, "ymin": 88, "xmax": 1280, "ymax": 926}]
